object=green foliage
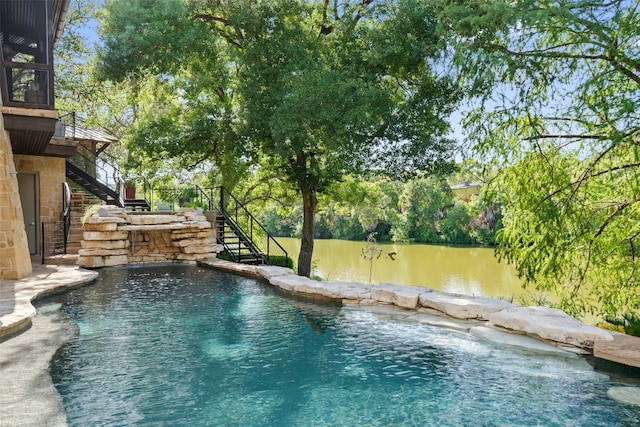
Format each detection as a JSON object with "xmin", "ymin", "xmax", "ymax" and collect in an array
[
  {"xmin": 81, "ymin": 203, "xmax": 103, "ymax": 226},
  {"xmin": 438, "ymin": 203, "xmax": 473, "ymax": 244},
  {"xmin": 260, "ymin": 175, "xmax": 502, "ymax": 246},
  {"xmin": 267, "ymin": 255, "xmax": 294, "ymax": 269},
  {"xmin": 604, "ymin": 314, "xmax": 640, "ymax": 337},
  {"xmin": 397, "ymin": 178, "xmax": 452, "ymax": 243},
  {"xmin": 98, "ymin": 0, "xmax": 460, "ymax": 277},
  {"xmin": 441, "ymin": 0, "xmax": 640, "ymax": 317}
]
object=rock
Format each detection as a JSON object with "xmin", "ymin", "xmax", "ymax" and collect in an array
[
  {"xmin": 129, "ymin": 215, "xmax": 185, "ymax": 225},
  {"xmin": 78, "ymin": 255, "xmax": 127, "ymax": 268},
  {"xmin": 120, "ymin": 224, "xmax": 185, "ymax": 231},
  {"xmin": 269, "ymin": 275, "xmax": 318, "ymax": 293},
  {"xmin": 607, "ymin": 387, "xmax": 640, "ymax": 407},
  {"xmin": 470, "ymin": 325, "xmax": 575, "ymax": 356},
  {"xmin": 182, "ymin": 208, "xmax": 204, "ymax": 220},
  {"xmin": 256, "ymin": 266, "xmax": 295, "ymax": 280},
  {"xmin": 78, "ymin": 248, "xmax": 128, "ymax": 257},
  {"xmin": 419, "ymin": 291, "xmax": 517, "ymax": 320},
  {"xmin": 83, "ymin": 222, "xmax": 120, "ymax": 232},
  {"xmin": 183, "ymin": 220, "xmax": 212, "ymax": 229},
  {"xmin": 173, "ymin": 237, "xmax": 215, "ymax": 248},
  {"xmin": 81, "ymin": 240, "xmax": 129, "ymax": 250},
  {"xmin": 172, "ymin": 231, "xmax": 212, "ymax": 239},
  {"xmin": 372, "ymin": 283, "xmax": 432, "ymax": 309},
  {"xmin": 488, "ymin": 306, "xmax": 614, "ymax": 349},
  {"xmin": 84, "ymin": 216, "xmax": 127, "ymax": 225},
  {"xmin": 315, "ymin": 281, "xmax": 372, "ymax": 300},
  {"xmin": 83, "ymin": 231, "xmax": 129, "ymax": 241},
  {"xmin": 593, "ymin": 334, "xmax": 640, "ymax": 367},
  {"xmin": 181, "ymin": 245, "xmax": 217, "ymax": 254}
]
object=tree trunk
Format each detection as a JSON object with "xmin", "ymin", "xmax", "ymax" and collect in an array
[{"xmin": 298, "ymin": 188, "xmax": 317, "ymax": 277}]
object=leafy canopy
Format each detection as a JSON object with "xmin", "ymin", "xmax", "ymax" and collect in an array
[
  {"xmin": 440, "ymin": 0, "xmax": 640, "ymax": 316},
  {"xmin": 98, "ymin": 0, "xmax": 460, "ymax": 276}
]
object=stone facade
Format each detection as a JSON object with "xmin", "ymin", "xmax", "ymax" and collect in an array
[
  {"xmin": 78, "ymin": 206, "xmax": 219, "ymax": 268},
  {"xmin": 0, "ymin": 105, "xmax": 32, "ymax": 280},
  {"xmin": 13, "ymin": 154, "xmax": 66, "ymax": 223}
]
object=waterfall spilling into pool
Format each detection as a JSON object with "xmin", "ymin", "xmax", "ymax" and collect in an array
[{"xmin": 46, "ymin": 265, "xmax": 638, "ymax": 426}]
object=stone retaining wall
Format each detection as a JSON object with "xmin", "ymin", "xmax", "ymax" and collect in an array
[{"xmin": 78, "ymin": 206, "xmax": 218, "ymax": 268}]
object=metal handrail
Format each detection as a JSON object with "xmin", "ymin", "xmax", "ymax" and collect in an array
[
  {"xmin": 218, "ymin": 186, "xmax": 289, "ymax": 267},
  {"xmin": 195, "ymin": 185, "xmax": 215, "ymax": 211},
  {"xmin": 41, "ymin": 183, "xmax": 72, "ymax": 264},
  {"xmin": 68, "ymin": 148, "xmax": 123, "ymax": 195},
  {"xmin": 133, "ymin": 183, "xmax": 289, "ymax": 266},
  {"xmin": 62, "ymin": 182, "xmax": 71, "ymax": 253}
]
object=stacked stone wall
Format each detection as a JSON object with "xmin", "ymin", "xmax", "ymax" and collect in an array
[
  {"xmin": 13, "ymin": 154, "xmax": 65, "ymax": 222},
  {"xmin": 0, "ymin": 106, "xmax": 32, "ymax": 279},
  {"xmin": 78, "ymin": 206, "xmax": 219, "ymax": 268}
]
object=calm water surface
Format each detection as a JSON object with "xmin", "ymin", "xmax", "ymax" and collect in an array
[
  {"xmin": 277, "ymin": 238, "xmax": 526, "ymax": 299},
  {"xmin": 47, "ymin": 265, "xmax": 639, "ymax": 426}
]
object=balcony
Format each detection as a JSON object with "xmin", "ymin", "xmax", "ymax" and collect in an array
[{"xmin": 0, "ymin": 0, "xmax": 68, "ymax": 156}]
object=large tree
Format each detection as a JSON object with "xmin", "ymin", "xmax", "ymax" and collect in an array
[
  {"xmin": 440, "ymin": 0, "xmax": 640, "ymax": 316},
  {"xmin": 98, "ymin": 0, "xmax": 459, "ymax": 276}
]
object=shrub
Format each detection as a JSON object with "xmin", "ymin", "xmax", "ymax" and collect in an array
[
  {"xmin": 604, "ymin": 314, "xmax": 640, "ymax": 336},
  {"xmin": 267, "ymin": 255, "xmax": 294, "ymax": 269}
]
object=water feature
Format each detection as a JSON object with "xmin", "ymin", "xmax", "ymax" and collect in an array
[
  {"xmin": 47, "ymin": 265, "xmax": 639, "ymax": 426},
  {"xmin": 277, "ymin": 238, "xmax": 527, "ymax": 299}
]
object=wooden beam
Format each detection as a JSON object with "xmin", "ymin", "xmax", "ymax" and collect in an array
[{"xmin": 1, "ymin": 106, "xmax": 57, "ymax": 119}]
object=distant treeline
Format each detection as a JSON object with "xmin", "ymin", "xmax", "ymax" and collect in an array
[{"xmin": 259, "ymin": 177, "xmax": 502, "ymax": 246}]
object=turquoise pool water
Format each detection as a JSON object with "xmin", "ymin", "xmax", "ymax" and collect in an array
[{"xmin": 47, "ymin": 265, "xmax": 639, "ymax": 426}]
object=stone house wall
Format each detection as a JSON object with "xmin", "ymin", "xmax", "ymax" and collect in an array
[
  {"xmin": 13, "ymin": 154, "xmax": 66, "ymax": 223},
  {"xmin": 0, "ymin": 105, "xmax": 32, "ymax": 280}
]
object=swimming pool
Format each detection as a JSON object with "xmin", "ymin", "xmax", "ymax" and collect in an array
[{"xmin": 47, "ymin": 265, "xmax": 639, "ymax": 426}]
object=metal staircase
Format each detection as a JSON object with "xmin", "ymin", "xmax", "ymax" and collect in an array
[
  {"xmin": 65, "ymin": 160, "xmax": 125, "ymax": 207},
  {"xmin": 216, "ymin": 211, "xmax": 267, "ymax": 264},
  {"xmin": 65, "ymin": 147, "xmax": 150, "ymax": 210},
  {"xmin": 214, "ymin": 186, "xmax": 289, "ymax": 267}
]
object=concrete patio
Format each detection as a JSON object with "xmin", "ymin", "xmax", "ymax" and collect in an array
[
  {"xmin": 0, "ymin": 258, "xmax": 97, "ymax": 426},
  {"xmin": 0, "ymin": 257, "xmax": 97, "ymax": 340}
]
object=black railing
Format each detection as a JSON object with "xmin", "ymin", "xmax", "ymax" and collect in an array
[
  {"xmin": 218, "ymin": 186, "xmax": 289, "ymax": 267},
  {"xmin": 62, "ymin": 182, "xmax": 71, "ymax": 250},
  {"xmin": 41, "ymin": 183, "xmax": 72, "ymax": 264},
  {"xmin": 41, "ymin": 222, "xmax": 65, "ymax": 264},
  {"xmin": 67, "ymin": 146, "xmax": 123, "ymax": 197},
  {"xmin": 195, "ymin": 185, "xmax": 215, "ymax": 211}
]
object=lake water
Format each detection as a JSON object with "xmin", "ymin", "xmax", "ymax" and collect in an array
[{"xmin": 276, "ymin": 238, "xmax": 528, "ymax": 300}]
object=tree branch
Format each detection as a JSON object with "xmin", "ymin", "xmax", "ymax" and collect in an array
[
  {"xmin": 523, "ymin": 134, "xmax": 604, "ymax": 141},
  {"xmin": 193, "ymin": 13, "xmax": 244, "ymax": 49}
]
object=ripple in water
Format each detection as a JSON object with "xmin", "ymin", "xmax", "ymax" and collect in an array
[{"xmin": 47, "ymin": 265, "xmax": 640, "ymax": 426}]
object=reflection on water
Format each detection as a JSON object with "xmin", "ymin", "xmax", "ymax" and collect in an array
[{"xmin": 277, "ymin": 238, "xmax": 526, "ymax": 299}]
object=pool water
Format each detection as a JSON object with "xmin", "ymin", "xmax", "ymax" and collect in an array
[{"xmin": 47, "ymin": 265, "xmax": 639, "ymax": 426}]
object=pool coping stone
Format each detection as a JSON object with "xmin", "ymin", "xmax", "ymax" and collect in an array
[
  {"xmin": 0, "ymin": 262, "xmax": 98, "ymax": 340},
  {"xmin": 200, "ymin": 258, "xmax": 640, "ymax": 371}
]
